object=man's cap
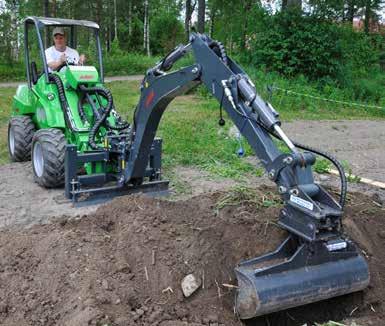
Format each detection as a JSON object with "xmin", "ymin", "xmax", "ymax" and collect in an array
[{"xmin": 52, "ymin": 27, "xmax": 65, "ymax": 37}]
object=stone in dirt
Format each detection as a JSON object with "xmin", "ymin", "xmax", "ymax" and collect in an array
[{"xmin": 181, "ymin": 274, "xmax": 202, "ymax": 297}]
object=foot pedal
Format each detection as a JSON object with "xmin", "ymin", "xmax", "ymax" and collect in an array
[{"xmin": 235, "ymin": 236, "xmax": 369, "ymax": 319}]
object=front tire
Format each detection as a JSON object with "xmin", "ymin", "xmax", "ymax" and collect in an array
[
  {"xmin": 32, "ymin": 128, "xmax": 66, "ymax": 188},
  {"xmin": 8, "ymin": 116, "xmax": 35, "ymax": 162}
]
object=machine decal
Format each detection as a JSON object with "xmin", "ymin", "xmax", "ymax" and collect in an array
[
  {"xmin": 145, "ymin": 90, "xmax": 155, "ymax": 108},
  {"xmin": 79, "ymin": 75, "xmax": 95, "ymax": 80},
  {"xmin": 290, "ymin": 194, "xmax": 314, "ymax": 211}
]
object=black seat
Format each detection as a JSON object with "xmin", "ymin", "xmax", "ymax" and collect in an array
[{"xmin": 31, "ymin": 61, "xmax": 38, "ymax": 84}]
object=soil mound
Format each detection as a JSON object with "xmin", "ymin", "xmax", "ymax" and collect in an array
[{"xmin": 0, "ymin": 187, "xmax": 384, "ymax": 326}]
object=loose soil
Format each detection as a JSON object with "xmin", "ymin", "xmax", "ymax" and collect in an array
[
  {"xmin": 0, "ymin": 187, "xmax": 384, "ymax": 326},
  {"xmin": 0, "ymin": 119, "xmax": 384, "ymax": 325}
]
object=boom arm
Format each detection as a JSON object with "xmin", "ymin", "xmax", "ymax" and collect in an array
[{"xmin": 125, "ymin": 33, "xmax": 342, "ymax": 242}]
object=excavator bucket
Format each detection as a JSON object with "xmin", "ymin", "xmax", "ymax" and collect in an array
[{"xmin": 235, "ymin": 236, "xmax": 370, "ymax": 319}]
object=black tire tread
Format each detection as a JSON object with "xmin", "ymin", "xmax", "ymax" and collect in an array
[
  {"xmin": 8, "ymin": 116, "xmax": 35, "ymax": 162},
  {"xmin": 32, "ymin": 128, "xmax": 66, "ymax": 188}
]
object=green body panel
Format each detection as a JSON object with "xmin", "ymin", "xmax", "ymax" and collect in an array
[
  {"xmin": 65, "ymin": 66, "xmax": 99, "ymax": 89},
  {"xmin": 32, "ymin": 77, "xmax": 66, "ymax": 129},
  {"xmin": 12, "ymin": 84, "xmax": 36, "ymax": 115},
  {"xmin": 11, "ymin": 69, "xmax": 116, "ymax": 176}
]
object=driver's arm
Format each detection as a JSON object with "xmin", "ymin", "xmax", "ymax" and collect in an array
[{"xmin": 47, "ymin": 53, "xmax": 67, "ymax": 71}]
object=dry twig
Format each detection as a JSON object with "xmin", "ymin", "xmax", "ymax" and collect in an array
[
  {"xmin": 144, "ymin": 266, "xmax": 149, "ymax": 281},
  {"xmin": 214, "ymin": 279, "xmax": 222, "ymax": 298}
]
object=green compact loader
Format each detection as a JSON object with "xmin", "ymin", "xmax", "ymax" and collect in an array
[{"xmin": 8, "ymin": 17, "xmax": 164, "ymax": 201}]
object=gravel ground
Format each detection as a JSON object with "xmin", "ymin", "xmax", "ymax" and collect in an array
[{"xmin": 285, "ymin": 120, "xmax": 385, "ymax": 183}]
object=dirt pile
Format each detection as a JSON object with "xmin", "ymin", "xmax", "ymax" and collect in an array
[{"xmin": 0, "ymin": 187, "xmax": 384, "ymax": 326}]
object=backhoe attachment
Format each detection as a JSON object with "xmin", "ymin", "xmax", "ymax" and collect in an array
[
  {"xmin": 63, "ymin": 32, "xmax": 369, "ymax": 318},
  {"xmin": 124, "ymin": 33, "xmax": 369, "ymax": 319},
  {"xmin": 235, "ymin": 236, "xmax": 369, "ymax": 318}
]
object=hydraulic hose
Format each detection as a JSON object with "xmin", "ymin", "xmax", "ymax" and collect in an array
[
  {"xmin": 79, "ymin": 85, "xmax": 113, "ymax": 150},
  {"xmin": 49, "ymin": 74, "xmax": 77, "ymax": 132},
  {"xmin": 262, "ymin": 122, "xmax": 347, "ymax": 209},
  {"xmin": 104, "ymin": 116, "xmax": 130, "ymax": 131},
  {"xmin": 78, "ymin": 85, "xmax": 130, "ymax": 149},
  {"xmin": 209, "ymin": 40, "xmax": 228, "ymax": 66},
  {"xmin": 221, "ymin": 95, "xmax": 347, "ymax": 208},
  {"xmin": 77, "ymin": 92, "xmax": 89, "ymax": 123}
]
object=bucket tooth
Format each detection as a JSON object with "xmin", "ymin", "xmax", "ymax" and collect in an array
[{"xmin": 235, "ymin": 236, "xmax": 370, "ymax": 319}]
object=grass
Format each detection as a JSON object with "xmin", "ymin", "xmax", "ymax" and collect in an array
[
  {"xmin": 1, "ymin": 77, "xmax": 384, "ymax": 179},
  {"xmin": 240, "ymin": 69, "xmax": 385, "ymax": 121},
  {"xmin": 215, "ymin": 185, "xmax": 282, "ymax": 211},
  {"xmin": 108, "ymin": 81, "xmax": 258, "ymax": 179},
  {"xmin": 0, "ymin": 87, "xmax": 14, "ymax": 164}
]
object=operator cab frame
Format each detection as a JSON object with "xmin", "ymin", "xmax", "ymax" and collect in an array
[{"xmin": 24, "ymin": 16, "xmax": 104, "ymax": 88}]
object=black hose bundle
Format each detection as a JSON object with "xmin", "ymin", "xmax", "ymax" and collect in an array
[
  {"xmin": 49, "ymin": 74, "xmax": 76, "ymax": 131},
  {"xmin": 252, "ymin": 117, "xmax": 347, "ymax": 208},
  {"xmin": 104, "ymin": 114, "xmax": 130, "ymax": 131},
  {"xmin": 78, "ymin": 85, "xmax": 130, "ymax": 149},
  {"xmin": 279, "ymin": 136, "xmax": 347, "ymax": 209},
  {"xmin": 77, "ymin": 92, "xmax": 89, "ymax": 123},
  {"xmin": 218, "ymin": 94, "xmax": 347, "ymax": 209},
  {"xmin": 259, "ymin": 124, "xmax": 347, "ymax": 209},
  {"xmin": 78, "ymin": 85, "xmax": 114, "ymax": 150},
  {"xmin": 209, "ymin": 40, "xmax": 229, "ymax": 66}
]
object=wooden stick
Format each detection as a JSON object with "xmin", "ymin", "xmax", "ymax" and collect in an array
[
  {"xmin": 215, "ymin": 279, "xmax": 222, "ymax": 298},
  {"xmin": 144, "ymin": 266, "xmax": 149, "ymax": 281},
  {"xmin": 222, "ymin": 283, "xmax": 239, "ymax": 289}
]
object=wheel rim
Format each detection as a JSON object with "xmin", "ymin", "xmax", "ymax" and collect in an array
[
  {"xmin": 9, "ymin": 127, "xmax": 15, "ymax": 156},
  {"xmin": 33, "ymin": 142, "xmax": 44, "ymax": 177}
]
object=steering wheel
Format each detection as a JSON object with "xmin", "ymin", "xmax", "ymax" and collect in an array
[{"xmin": 56, "ymin": 61, "xmax": 76, "ymax": 72}]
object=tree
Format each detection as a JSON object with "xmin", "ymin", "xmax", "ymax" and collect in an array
[
  {"xmin": 363, "ymin": 0, "xmax": 383, "ymax": 33},
  {"xmin": 114, "ymin": 0, "xmax": 118, "ymax": 41},
  {"xmin": 185, "ymin": 0, "xmax": 196, "ymax": 41},
  {"xmin": 282, "ymin": 0, "xmax": 302, "ymax": 11},
  {"xmin": 144, "ymin": 0, "xmax": 150, "ymax": 56},
  {"xmin": 198, "ymin": 0, "xmax": 205, "ymax": 33}
]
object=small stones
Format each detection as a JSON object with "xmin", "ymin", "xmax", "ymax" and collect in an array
[
  {"xmin": 318, "ymin": 174, "xmax": 330, "ymax": 182},
  {"xmin": 101, "ymin": 279, "xmax": 109, "ymax": 290},
  {"xmin": 135, "ymin": 308, "xmax": 144, "ymax": 316}
]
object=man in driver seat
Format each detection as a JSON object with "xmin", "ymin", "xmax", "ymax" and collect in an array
[{"xmin": 45, "ymin": 27, "xmax": 85, "ymax": 71}]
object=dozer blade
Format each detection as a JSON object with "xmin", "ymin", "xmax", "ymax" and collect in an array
[{"xmin": 235, "ymin": 236, "xmax": 369, "ymax": 319}]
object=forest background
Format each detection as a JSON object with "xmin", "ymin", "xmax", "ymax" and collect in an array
[{"xmin": 1, "ymin": 0, "xmax": 385, "ymax": 104}]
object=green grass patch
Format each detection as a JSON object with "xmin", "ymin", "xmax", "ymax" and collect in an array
[
  {"xmin": 108, "ymin": 81, "xmax": 258, "ymax": 179},
  {"xmin": 215, "ymin": 185, "xmax": 282, "ymax": 212},
  {"xmin": 0, "ymin": 87, "xmax": 14, "ymax": 164},
  {"xmin": 244, "ymin": 69, "xmax": 385, "ymax": 121},
  {"xmin": 313, "ymin": 159, "xmax": 332, "ymax": 174}
]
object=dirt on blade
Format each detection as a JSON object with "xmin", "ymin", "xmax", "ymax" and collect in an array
[{"xmin": 0, "ymin": 187, "xmax": 383, "ymax": 326}]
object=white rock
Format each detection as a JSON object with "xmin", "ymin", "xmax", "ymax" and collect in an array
[{"xmin": 181, "ymin": 274, "xmax": 202, "ymax": 297}]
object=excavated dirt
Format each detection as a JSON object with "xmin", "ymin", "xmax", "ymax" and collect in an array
[{"xmin": 0, "ymin": 187, "xmax": 384, "ymax": 326}]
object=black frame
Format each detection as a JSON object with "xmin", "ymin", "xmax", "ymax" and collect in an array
[{"xmin": 24, "ymin": 16, "xmax": 104, "ymax": 88}]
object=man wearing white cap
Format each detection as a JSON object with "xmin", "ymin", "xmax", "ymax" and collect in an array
[{"xmin": 45, "ymin": 27, "xmax": 86, "ymax": 71}]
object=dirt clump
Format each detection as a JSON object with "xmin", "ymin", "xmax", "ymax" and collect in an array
[{"xmin": 0, "ymin": 187, "xmax": 384, "ymax": 326}]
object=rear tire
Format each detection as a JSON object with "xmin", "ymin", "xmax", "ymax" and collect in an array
[
  {"xmin": 32, "ymin": 128, "xmax": 66, "ymax": 188},
  {"xmin": 8, "ymin": 116, "xmax": 35, "ymax": 162}
]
